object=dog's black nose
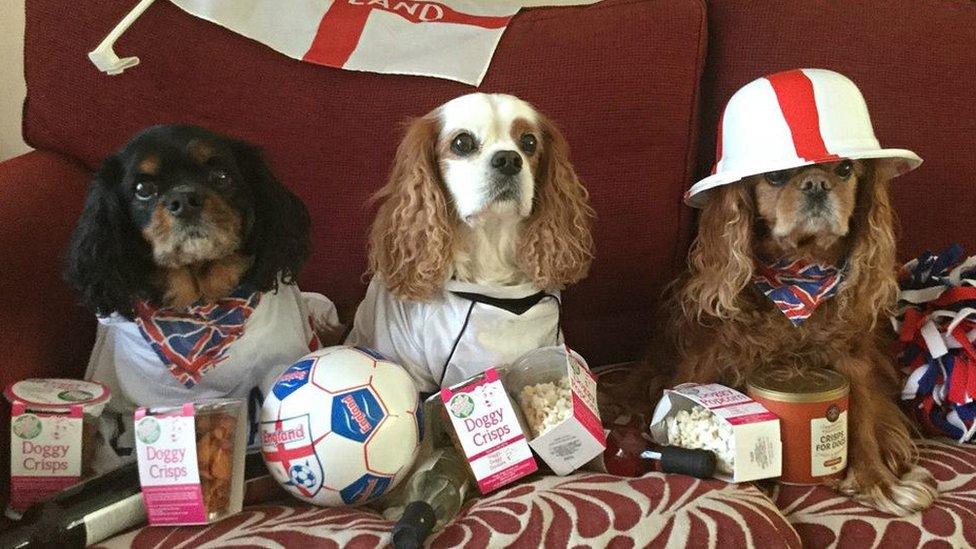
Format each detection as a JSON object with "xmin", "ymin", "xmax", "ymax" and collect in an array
[
  {"xmin": 165, "ymin": 187, "xmax": 204, "ymax": 218},
  {"xmin": 491, "ymin": 150, "xmax": 522, "ymax": 176},
  {"xmin": 800, "ymin": 176, "xmax": 831, "ymax": 195}
]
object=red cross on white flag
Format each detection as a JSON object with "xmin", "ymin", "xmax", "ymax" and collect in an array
[{"xmin": 158, "ymin": 0, "xmax": 601, "ymax": 84}]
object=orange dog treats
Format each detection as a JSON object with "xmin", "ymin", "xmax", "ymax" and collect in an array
[{"xmin": 196, "ymin": 412, "xmax": 237, "ymax": 514}]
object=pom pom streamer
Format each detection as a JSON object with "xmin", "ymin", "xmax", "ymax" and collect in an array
[{"xmin": 893, "ymin": 244, "xmax": 976, "ymax": 443}]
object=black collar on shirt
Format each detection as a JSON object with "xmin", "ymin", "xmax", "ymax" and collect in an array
[{"xmin": 449, "ymin": 290, "xmax": 554, "ymax": 315}]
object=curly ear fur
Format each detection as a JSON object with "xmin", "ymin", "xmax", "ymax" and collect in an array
[
  {"xmin": 679, "ymin": 183, "xmax": 756, "ymax": 320},
  {"xmin": 517, "ymin": 116, "xmax": 595, "ymax": 291},
  {"xmin": 233, "ymin": 141, "xmax": 310, "ymax": 293},
  {"xmin": 367, "ymin": 116, "xmax": 457, "ymax": 301},
  {"xmin": 65, "ymin": 156, "xmax": 156, "ymax": 318},
  {"xmin": 837, "ymin": 161, "xmax": 898, "ymax": 327}
]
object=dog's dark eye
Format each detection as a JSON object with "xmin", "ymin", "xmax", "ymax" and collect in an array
[
  {"xmin": 134, "ymin": 181, "xmax": 157, "ymax": 200},
  {"xmin": 210, "ymin": 169, "xmax": 232, "ymax": 186},
  {"xmin": 519, "ymin": 133, "xmax": 537, "ymax": 155},
  {"xmin": 451, "ymin": 133, "xmax": 477, "ymax": 156},
  {"xmin": 765, "ymin": 170, "xmax": 791, "ymax": 186},
  {"xmin": 835, "ymin": 160, "xmax": 854, "ymax": 178}
]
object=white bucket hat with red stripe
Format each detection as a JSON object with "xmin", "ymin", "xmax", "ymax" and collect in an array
[{"xmin": 685, "ymin": 68, "xmax": 922, "ymax": 208}]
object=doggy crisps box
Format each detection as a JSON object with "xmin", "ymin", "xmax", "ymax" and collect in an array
[
  {"xmin": 135, "ymin": 399, "xmax": 246, "ymax": 525},
  {"xmin": 440, "ymin": 368, "xmax": 537, "ymax": 494},
  {"xmin": 506, "ymin": 347, "xmax": 607, "ymax": 475},
  {"xmin": 4, "ymin": 379, "xmax": 110, "ymax": 515},
  {"xmin": 650, "ymin": 383, "xmax": 781, "ymax": 483}
]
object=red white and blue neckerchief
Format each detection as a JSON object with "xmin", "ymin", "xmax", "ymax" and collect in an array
[
  {"xmin": 894, "ymin": 244, "xmax": 976, "ymax": 444},
  {"xmin": 752, "ymin": 257, "xmax": 844, "ymax": 326},
  {"xmin": 134, "ymin": 287, "xmax": 262, "ymax": 388}
]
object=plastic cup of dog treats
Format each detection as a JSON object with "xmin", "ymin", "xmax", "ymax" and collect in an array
[
  {"xmin": 747, "ymin": 369, "xmax": 849, "ymax": 485},
  {"xmin": 4, "ymin": 378, "xmax": 111, "ymax": 518},
  {"xmin": 134, "ymin": 399, "xmax": 246, "ymax": 525}
]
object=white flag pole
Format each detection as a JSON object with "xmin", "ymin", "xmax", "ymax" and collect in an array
[{"xmin": 88, "ymin": 0, "xmax": 158, "ymax": 75}]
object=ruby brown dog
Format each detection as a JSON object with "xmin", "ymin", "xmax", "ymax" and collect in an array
[{"xmin": 665, "ymin": 70, "xmax": 937, "ymax": 515}]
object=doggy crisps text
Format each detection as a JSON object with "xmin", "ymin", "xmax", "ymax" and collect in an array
[
  {"xmin": 8, "ymin": 405, "xmax": 83, "ymax": 511},
  {"xmin": 440, "ymin": 368, "xmax": 536, "ymax": 494},
  {"xmin": 135, "ymin": 404, "xmax": 208, "ymax": 525}
]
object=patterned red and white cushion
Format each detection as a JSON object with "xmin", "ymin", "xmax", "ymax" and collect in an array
[
  {"xmin": 99, "ymin": 472, "xmax": 800, "ymax": 548},
  {"xmin": 773, "ymin": 439, "xmax": 976, "ymax": 548}
]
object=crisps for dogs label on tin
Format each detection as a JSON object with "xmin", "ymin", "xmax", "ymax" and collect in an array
[{"xmin": 811, "ymin": 408, "xmax": 847, "ymax": 477}]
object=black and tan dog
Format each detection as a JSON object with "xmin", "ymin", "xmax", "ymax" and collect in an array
[{"xmin": 66, "ymin": 125, "xmax": 338, "ymax": 466}]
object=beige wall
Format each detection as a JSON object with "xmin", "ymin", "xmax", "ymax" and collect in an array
[{"xmin": 0, "ymin": 0, "xmax": 30, "ymax": 161}]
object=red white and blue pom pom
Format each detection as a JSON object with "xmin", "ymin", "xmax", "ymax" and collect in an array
[{"xmin": 893, "ymin": 244, "xmax": 976, "ymax": 443}]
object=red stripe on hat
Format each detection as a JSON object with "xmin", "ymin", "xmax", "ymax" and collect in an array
[
  {"xmin": 711, "ymin": 108, "xmax": 725, "ymax": 174},
  {"xmin": 766, "ymin": 70, "xmax": 839, "ymax": 162}
]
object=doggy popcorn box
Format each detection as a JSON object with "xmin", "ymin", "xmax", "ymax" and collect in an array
[
  {"xmin": 4, "ymin": 378, "xmax": 110, "ymax": 517},
  {"xmin": 650, "ymin": 383, "xmax": 781, "ymax": 482}
]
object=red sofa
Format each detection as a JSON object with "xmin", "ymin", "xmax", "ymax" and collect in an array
[{"xmin": 3, "ymin": 0, "xmax": 975, "ymax": 546}]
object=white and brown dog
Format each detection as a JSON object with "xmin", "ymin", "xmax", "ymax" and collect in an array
[{"xmin": 346, "ymin": 93, "xmax": 594, "ymax": 392}]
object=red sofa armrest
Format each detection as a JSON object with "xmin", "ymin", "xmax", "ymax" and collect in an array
[
  {"xmin": 0, "ymin": 150, "xmax": 94, "ymax": 505},
  {"xmin": 0, "ymin": 150, "xmax": 94, "ymax": 386}
]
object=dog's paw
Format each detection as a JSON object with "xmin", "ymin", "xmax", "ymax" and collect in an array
[
  {"xmin": 838, "ymin": 464, "xmax": 938, "ymax": 516},
  {"xmin": 303, "ymin": 292, "xmax": 345, "ymax": 347}
]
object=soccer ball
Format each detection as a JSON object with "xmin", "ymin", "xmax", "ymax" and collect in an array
[{"xmin": 260, "ymin": 346, "xmax": 421, "ymax": 506}]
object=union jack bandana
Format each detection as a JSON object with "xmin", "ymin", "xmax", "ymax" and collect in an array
[
  {"xmin": 134, "ymin": 287, "xmax": 262, "ymax": 388},
  {"xmin": 752, "ymin": 257, "xmax": 844, "ymax": 326},
  {"xmin": 894, "ymin": 244, "xmax": 976, "ymax": 443}
]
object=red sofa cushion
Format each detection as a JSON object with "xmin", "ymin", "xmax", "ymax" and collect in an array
[
  {"xmin": 96, "ymin": 472, "xmax": 801, "ymax": 548},
  {"xmin": 94, "ymin": 438, "xmax": 976, "ymax": 548},
  {"xmin": 0, "ymin": 151, "xmax": 95, "ymax": 382},
  {"xmin": 23, "ymin": 0, "xmax": 707, "ymax": 366},
  {"xmin": 774, "ymin": 439, "xmax": 976, "ymax": 547},
  {"xmin": 698, "ymin": 0, "xmax": 976, "ymax": 261}
]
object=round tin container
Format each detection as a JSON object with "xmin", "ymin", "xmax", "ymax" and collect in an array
[{"xmin": 747, "ymin": 369, "xmax": 849, "ymax": 485}]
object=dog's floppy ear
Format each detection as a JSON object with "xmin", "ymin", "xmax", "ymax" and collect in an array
[
  {"xmin": 680, "ymin": 183, "xmax": 756, "ymax": 320},
  {"xmin": 839, "ymin": 160, "xmax": 898, "ymax": 324},
  {"xmin": 65, "ymin": 155, "xmax": 155, "ymax": 318},
  {"xmin": 517, "ymin": 115, "xmax": 595, "ymax": 291},
  {"xmin": 232, "ymin": 141, "xmax": 310, "ymax": 292},
  {"xmin": 367, "ymin": 116, "xmax": 456, "ymax": 301}
]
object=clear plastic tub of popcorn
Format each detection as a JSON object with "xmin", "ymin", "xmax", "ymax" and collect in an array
[
  {"xmin": 134, "ymin": 399, "xmax": 246, "ymax": 525},
  {"xmin": 4, "ymin": 378, "xmax": 111, "ymax": 518},
  {"xmin": 503, "ymin": 346, "xmax": 606, "ymax": 475}
]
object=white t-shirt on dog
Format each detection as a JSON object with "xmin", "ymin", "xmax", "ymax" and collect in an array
[
  {"xmin": 87, "ymin": 284, "xmax": 336, "ymax": 410},
  {"xmin": 345, "ymin": 277, "xmax": 562, "ymax": 392},
  {"xmin": 85, "ymin": 284, "xmax": 337, "ymax": 470}
]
